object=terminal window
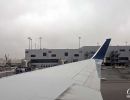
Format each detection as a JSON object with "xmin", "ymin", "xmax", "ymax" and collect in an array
[
  {"xmin": 31, "ymin": 55, "xmax": 36, "ymax": 57},
  {"xmin": 25, "ymin": 51, "xmax": 29, "ymax": 53},
  {"xmin": 120, "ymin": 49, "xmax": 125, "ymax": 52},
  {"xmin": 51, "ymin": 54, "xmax": 56, "ymax": 57},
  {"xmin": 43, "ymin": 53, "xmax": 47, "ymax": 56},
  {"xmin": 31, "ymin": 59, "xmax": 59, "ymax": 63},
  {"xmin": 119, "ymin": 57, "xmax": 128, "ymax": 60},
  {"xmin": 65, "ymin": 52, "xmax": 68, "ymax": 56},
  {"xmin": 74, "ymin": 54, "xmax": 79, "ymax": 57}
]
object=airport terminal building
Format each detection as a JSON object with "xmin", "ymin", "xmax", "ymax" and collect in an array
[{"xmin": 25, "ymin": 46, "xmax": 130, "ymax": 67}]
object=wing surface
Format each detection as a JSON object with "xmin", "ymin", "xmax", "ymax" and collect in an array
[{"xmin": 0, "ymin": 39, "xmax": 111, "ymax": 100}]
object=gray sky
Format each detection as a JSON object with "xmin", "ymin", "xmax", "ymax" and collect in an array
[{"xmin": 0, "ymin": 0, "xmax": 130, "ymax": 58}]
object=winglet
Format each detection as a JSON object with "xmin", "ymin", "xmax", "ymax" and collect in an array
[{"xmin": 92, "ymin": 39, "xmax": 111, "ymax": 60}]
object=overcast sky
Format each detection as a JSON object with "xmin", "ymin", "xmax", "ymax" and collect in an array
[{"xmin": 0, "ymin": 0, "xmax": 130, "ymax": 58}]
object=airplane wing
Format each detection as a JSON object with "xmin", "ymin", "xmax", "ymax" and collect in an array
[{"xmin": 0, "ymin": 39, "xmax": 111, "ymax": 100}]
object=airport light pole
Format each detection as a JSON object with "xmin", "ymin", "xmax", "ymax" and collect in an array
[
  {"xmin": 39, "ymin": 37, "xmax": 42, "ymax": 49},
  {"xmin": 78, "ymin": 36, "xmax": 81, "ymax": 48},
  {"xmin": 35, "ymin": 43, "xmax": 37, "ymax": 49},
  {"xmin": 125, "ymin": 41, "xmax": 128, "ymax": 46},
  {"xmin": 72, "ymin": 33, "xmax": 82, "ymax": 49},
  {"xmin": 30, "ymin": 38, "xmax": 32, "ymax": 49},
  {"xmin": 28, "ymin": 37, "xmax": 31, "ymax": 49}
]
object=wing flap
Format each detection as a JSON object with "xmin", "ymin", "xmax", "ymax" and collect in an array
[{"xmin": 56, "ymin": 84, "xmax": 102, "ymax": 100}]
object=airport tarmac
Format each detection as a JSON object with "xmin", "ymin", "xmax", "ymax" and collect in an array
[
  {"xmin": 101, "ymin": 67, "xmax": 130, "ymax": 100},
  {"xmin": 101, "ymin": 80, "xmax": 130, "ymax": 100}
]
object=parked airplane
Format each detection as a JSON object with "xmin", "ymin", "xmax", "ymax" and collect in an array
[{"xmin": 0, "ymin": 39, "xmax": 111, "ymax": 100}]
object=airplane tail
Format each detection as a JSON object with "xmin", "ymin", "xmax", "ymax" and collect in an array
[{"xmin": 92, "ymin": 38, "xmax": 111, "ymax": 60}]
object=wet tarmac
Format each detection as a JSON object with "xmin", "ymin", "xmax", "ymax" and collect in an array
[
  {"xmin": 101, "ymin": 80, "xmax": 130, "ymax": 100},
  {"xmin": 101, "ymin": 67, "xmax": 130, "ymax": 100}
]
